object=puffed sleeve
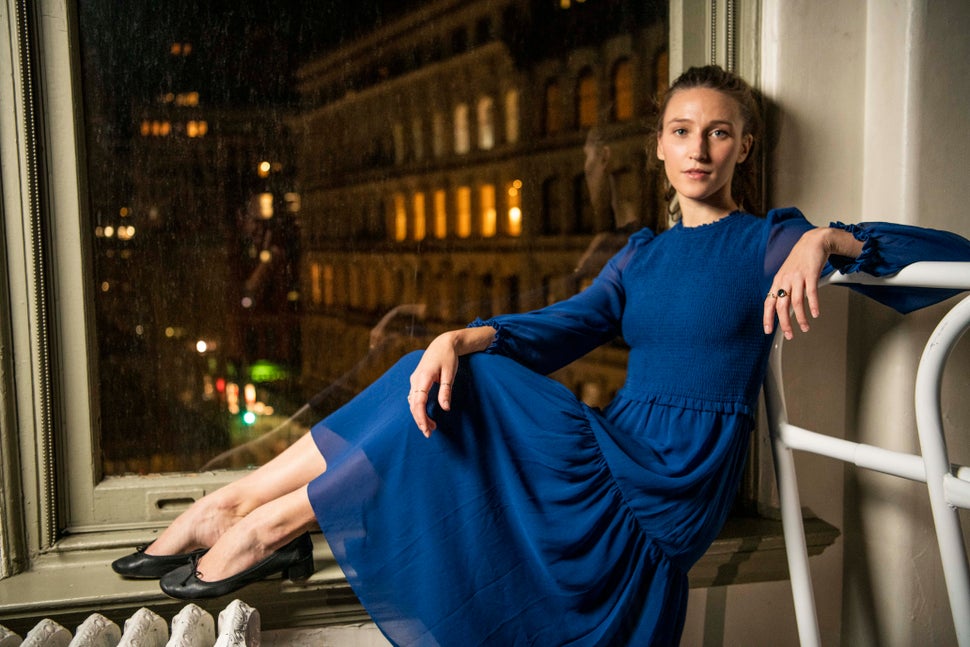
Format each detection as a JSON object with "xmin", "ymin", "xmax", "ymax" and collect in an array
[
  {"xmin": 822, "ymin": 220, "xmax": 970, "ymax": 312},
  {"xmin": 467, "ymin": 229, "xmax": 654, "ymax": 375},
  {"xmin": 764, "ymin": 207, "xmax": 970, "ymax": 313}
]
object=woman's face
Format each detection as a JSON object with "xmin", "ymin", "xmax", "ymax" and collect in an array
[{"xmin": 656, "ymin": 87, "xmax": 752, "ymax": 213}]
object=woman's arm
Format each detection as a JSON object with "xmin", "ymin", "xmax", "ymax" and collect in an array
[
  {"xmin": 407, "ymin": 326, "xmax": 497, "ymax": 437},
  {"xmin": 763, "ymin": 227, "xmax": 864, "ymax": 339}
]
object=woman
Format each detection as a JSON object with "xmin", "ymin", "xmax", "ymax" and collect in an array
[{"xmin": 113, "ymin": 66, "xmax": 970, "ymax": 645}]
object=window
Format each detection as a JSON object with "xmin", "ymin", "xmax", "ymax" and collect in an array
[
  {"xmin": 507, "ymin": 180, "xmax": 523, "ymax": 237},
  {"xmin": 412, "ymin": 117, "xmax": 425, "ymax": 161},
  {"xmin": 541, "ymin": 177, "xmax": 562, "ymax": 235},
  {"xmin": 393, "ymin": 193, "xmax": 408, "ymax": 241},
  {"xmin": 543, "ymin": 80, "xmax": 562, "ymax": 135},
  {"xmin": 504, "ymin": 89, "xmax": 520, "ymax": 144},
  {"xmin": 413, "ymin": 192, "xmax": 427, "ymax": 241},
  {"xmin": 456, "ymin": 186, "xmax": 473, "ymax": 238},
  {"xmin": 612, "ymin": 59, "xmax": 634, "ymax": 121},
  {"xmin": 5, "ymin": 0, "xmax": 813, "ymax": 625},
  {"xmin": 434, "ymin": 189, "xmax": 448, "ymax": 239},
  {"xmin": 432, "ymin": 111, "xmax": 446, "ymax": 157},
  {"xmin": 477, "ymin": 96, "xmax": 495, "ymax": 150},
  {"xmin": 393, "ymin": 121, "xmax": 406, "ymax": 163},
  {"xmin": 577, "ymin": 68, "xmax": 598, "ymax": 128},
  {"xmin": 454, "ymin": 103, "xmax": 470, "ymax": 154},
  {"xmin": 480, "ymin": 184, "xmax": 497, "ymax": 237}
]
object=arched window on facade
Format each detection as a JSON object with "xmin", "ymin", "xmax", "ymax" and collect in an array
[
  {"xmin": 433, "ymin": 188, "xmax": 448, "ymax": 239},
  {"xmin": 412, "ymin": 117, "xmax": 425, "ymax": 160},
  {"xmin": 577, "ymin": 69, "xmax": 598, "ymax": 128},
  {"xmin": 543, "ymin": 80, "xmax": 561, "ymax": 136},
  {"xmin": 477, "ymin": 96, "xmax": 495, "ymax": 150},
  {"xmin": 454, "ymin": 103, "xmax": 470, "ymax": 154},
  {"xmin": 456, "ymin": 185, "xmax": 472, "ymax": 238},
  {"xmin": 541, "ymin": 176, "xmax": 561, "ymax": 235},
  {"xmin": 413, "ymin": 192, "xmax": 427, "ymax": 241},
  {"xmin": 611, "ymin": 59, "xmax": 634, "ymax": 121},
  {"xmin": 392, "ymin": 121, "xmax": 406, "ymax": 163},
  {"xmin": 480, "ymin": 184, "xmax": 497, "ymax": 237},
  {"xmin": 504, "ymin": 89, "xmax": 520, "ymax": 144},
  {"xmin": 392, "ymin": 192, "xmax": 408, "ymax": 241},
  {"xmin": 506, "ymin": 180, "xmax": 522, "ymax": 237},
  {"xmin": 432, "ymin": 111, "xmax": 446, "ymax": 158}
]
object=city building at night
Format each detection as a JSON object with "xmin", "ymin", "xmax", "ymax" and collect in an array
[{"xmin": 292, "ymin": 0, "xmax": 668, "ymax": 413}]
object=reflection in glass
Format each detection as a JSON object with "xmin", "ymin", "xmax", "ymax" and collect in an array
[{"xmin": 78, "ymin": 0, "xmax": 668, "ymax": 477}]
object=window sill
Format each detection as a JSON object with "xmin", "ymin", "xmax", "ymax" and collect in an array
[{"xmin": 0, "ymin": 515, "xmax": 838, "ymax": 635}]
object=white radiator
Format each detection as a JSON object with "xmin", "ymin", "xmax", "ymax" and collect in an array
[{"xmin": 0, "ymin": 599, "xmax": 260, "ymax": 647}]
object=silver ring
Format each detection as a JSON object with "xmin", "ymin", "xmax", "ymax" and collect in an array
[{"xmin": 440, "ymin": 381, "xmax": 452, "ymax": 386}]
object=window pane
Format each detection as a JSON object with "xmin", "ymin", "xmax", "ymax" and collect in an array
[{"xmin": 77, "ymin": 0, "xmax": 668, "ymax": 480}]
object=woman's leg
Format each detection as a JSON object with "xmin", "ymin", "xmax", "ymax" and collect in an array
[
  {"xmin": 191, "ymin": 484, "xmax": 318, "ymax": 582},
  {"xmin": 147, "ymin": 432, "xmax": 326, "ymax": 555}
]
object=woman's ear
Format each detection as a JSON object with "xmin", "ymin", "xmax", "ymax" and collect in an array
[
  {"xmin": 737, "ymin": 133, "xmax": 753, "ymax": 164},
  {"xmin": 656, "ymin": 135, "xmax": 665, "ymax": 161}
]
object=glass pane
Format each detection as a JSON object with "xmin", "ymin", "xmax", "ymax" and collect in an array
[{"xmin": 77, "ymin": 0, "xmax": 668, "ymax": 477}]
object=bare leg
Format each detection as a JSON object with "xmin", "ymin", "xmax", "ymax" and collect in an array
[
  {"xmin": 192, "ymin": 485, "xmax": 317, "ymax": 582},
  {"xmin": 147, "ymin": 432, "xmax": 326, "ymax": 555}
]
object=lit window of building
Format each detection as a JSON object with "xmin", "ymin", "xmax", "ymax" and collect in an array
[
  {"xmin": 186, "ymin": 120, "xmax": 208, "ymax": 138},
  {"xmin": 310, "ymin": 263, "xmax": 322, "ymax": 305},
  {"xmin": 413, "ymin": 192, "xmax": 427, "ymax": 241},
  {"xmin": 577, "ymin": 69, "xmax": 598, "ymax": 128},
  {"xmin": 412, "ymin": 117, "xmax": 424, "ymax": 161},
  {"xmin": 477, "ymin": 96, "xmax": 494, "ymax": 150},
  {"xmin": 543, "ymin": 80, "xmax": 561, "ymax": 135},
  {"xmin": 504, "ymin": 89, "xmax": 520, "ymax": 144},
  {"xmin": 393, "ymin": 193, "xmax": 407, "ymax": 241},
  {"xmin": 454, "ymin": 103, "xmax": 470, "ymax": 154},
  {"xmin": 456, "ymin": 186, "xmax": 472, "ymax": 238},
  {"xmin": 612, "ymin": 59, "xmax": 634, "ymax": 121},
  {"xmin": 432, "ymin": 111, "xmax": 446, "ymax": 157},
  {"xmin": 507, "ymin": 180, "xmax": 523, "ymax": 237},
  {"xmin": 434, "ymin": 189, "xmax": 447, "ymax": 239},
  {"xmin": 480, "ymin": 184, "xmax": 496, "ymax": 237},
  {"xmin": 176, "ymin": 91, "xmax": 199, "ymax": 107}
]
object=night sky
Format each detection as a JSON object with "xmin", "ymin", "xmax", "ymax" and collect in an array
[{"xmin": 76, "ymin": 0, "xmax": 429, "ymax": 116}]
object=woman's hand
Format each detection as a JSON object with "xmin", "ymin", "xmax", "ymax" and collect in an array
[
  {"xmin": 764, "ymin": 227, "xmax": 863, "ymax": 339},
  {"xmin": 408, "ymin": 326, "xmax": 496, "ymax": 437}
]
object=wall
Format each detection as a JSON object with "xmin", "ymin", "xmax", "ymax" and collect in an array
[{"xmin": 680, "ymin": 0, "xmax": 970, "ymax": 645}]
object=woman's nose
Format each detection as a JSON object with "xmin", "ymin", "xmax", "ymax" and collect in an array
[{"xmin": 689, "ymin": 138, "xmax": 709, "ymax": 160}]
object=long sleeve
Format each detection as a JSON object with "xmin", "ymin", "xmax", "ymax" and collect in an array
[
  {"xmin": 468, "ymin": 229, "xmax": 654, "ymax": 375},
  {"xmin": 764, "ymin": 208, "xmax": 970, "ymax": 313}
]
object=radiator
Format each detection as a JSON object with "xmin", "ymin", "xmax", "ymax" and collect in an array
[{"xmin": 0, "ymin": 599, "xmax": 260, "ymax": 647}]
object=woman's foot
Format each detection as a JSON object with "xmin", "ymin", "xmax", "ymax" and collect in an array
[
  {"xmin": 144, "ymin": 490, "xmax": 247, "ymax": 557},
  {"xmin": 184, "ymin": 486, "xmax": 316, "ymax": 582},
  {"xmin": 160, "ymin": 532, "xmax": 314, "ymax": 600},
  {"xmin": 111, "ymin": 542, "xmax": 208, "ymax": 579}
]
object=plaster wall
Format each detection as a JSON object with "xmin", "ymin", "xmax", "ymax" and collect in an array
[{"xmin": 681, "ymin": 0, "xmax": 970, "ymax": 645}]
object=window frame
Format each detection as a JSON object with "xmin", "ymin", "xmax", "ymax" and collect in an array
[{"xmin": 0, "ymin": 0, "xmax": 782, "ymax": 622}]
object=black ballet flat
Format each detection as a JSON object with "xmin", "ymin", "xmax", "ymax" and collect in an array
[
  {"xmin": 111, "ymin": 542, "xmax": 208, "ymax": 579},
  {"xmin": 159, "ymin": 532, "xmax": 314, "ymax": 600}
]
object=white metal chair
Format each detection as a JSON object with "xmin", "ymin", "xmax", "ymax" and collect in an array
[{"xmin": 763, "ymin": 261, "xmax": 970, "ymax": 647}]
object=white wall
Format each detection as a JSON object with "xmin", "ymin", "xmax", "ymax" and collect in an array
[{"xmin": 681, "ymin": 1, "xmax": 970, "ymax": 645}]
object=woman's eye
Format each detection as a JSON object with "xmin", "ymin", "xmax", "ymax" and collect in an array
[
  {"xmin": 711, "ymin": 129, "xmax": 730, "ymax": 138},
  {"xmin": 673, "ymin": 128, "xmax": 687, "ymax": 136}
]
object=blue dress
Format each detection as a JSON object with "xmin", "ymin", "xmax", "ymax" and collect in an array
[{"xmin": 306, "ymin": 208, "xmax": 970, "ymax": 646}]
